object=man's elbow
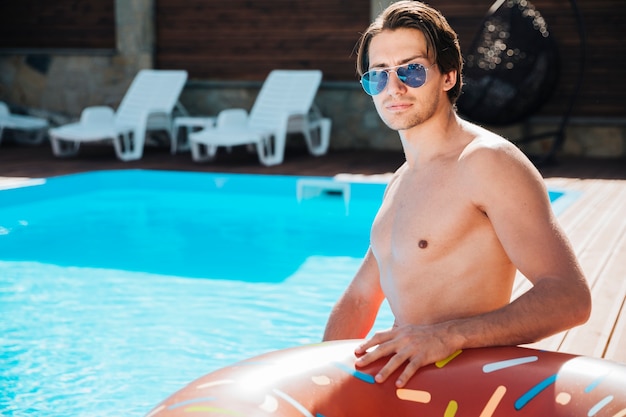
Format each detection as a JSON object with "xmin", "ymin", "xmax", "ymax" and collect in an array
[{"xmin": 569, "ymin": 282, "xmax": 592, "ymax": 327}]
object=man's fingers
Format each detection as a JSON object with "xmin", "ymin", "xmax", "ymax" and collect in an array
[
  {"xmin": 357, "ymin": 346, "xmax": 429, "ymax": 386},
  {"xmin": 354, "ymin": 340, "xmax": 374, "ymax": 355},
  {"xmin": 395, "ymin": 357, "xmax": 423, "ymax": 387},
  {"xmin": 354, "ymin": 341, "xmax": 389, "ymax": 367},
  {"xmin": 373, "ymin": 351, "xmax": 410, "ymax": 383},
  {"xmin": 355, "ymin": 330, "xmax": 391, "ymax": 354}
]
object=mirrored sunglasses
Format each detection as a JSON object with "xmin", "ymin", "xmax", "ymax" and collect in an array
[{"xmin": 360, "ymin": 63, "xmax": 433, "ymax": 96}]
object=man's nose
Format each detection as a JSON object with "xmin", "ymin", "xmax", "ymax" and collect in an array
[{"xmin": 385, "ymin": 71, "xmax": 407, "ymax": 95}]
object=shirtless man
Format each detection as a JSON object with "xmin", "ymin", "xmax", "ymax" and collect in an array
[{"xmin": 323, "ymin": 0, "xmax": 591, "ymax": 388}]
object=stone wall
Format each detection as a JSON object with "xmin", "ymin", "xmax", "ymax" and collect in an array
[{"xmin": 0, "ymin": 0, "xmax": 153, "ymax": 118}]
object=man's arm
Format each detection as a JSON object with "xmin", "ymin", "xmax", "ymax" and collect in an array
[
  {"xmin": 354, "ymin": 141, "xmax": 591, "ymax": 387},
  {"xmin": 323, "ymin": 248, "xmax": 386, "ymax": 340}
]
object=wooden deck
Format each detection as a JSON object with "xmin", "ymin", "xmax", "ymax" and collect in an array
[
  {"xmin": 1, "ymin": 140, "xmax": 625, "ymax": 363},
  {"xmin": 521, "ymin": 172, "xmax": 626, "ymax": 364}
]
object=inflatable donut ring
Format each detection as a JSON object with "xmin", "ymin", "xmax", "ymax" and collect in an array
[{"xmin": 147, "ymin": 340, "xmax": 626, "ymax": 417}]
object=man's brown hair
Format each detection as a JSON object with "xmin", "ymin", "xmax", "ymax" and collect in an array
[{"xmin": 356, "ymin": 1, "xmax": 463, "ymax": 104}]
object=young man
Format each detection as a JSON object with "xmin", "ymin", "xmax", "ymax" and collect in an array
[{"xmin": 323, "ymin": 1, "xmax": 591, "ymax": 388}]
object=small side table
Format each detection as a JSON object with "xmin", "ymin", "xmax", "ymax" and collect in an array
[{"xmin": 172, "ymin": 116, "xmax": 215, "ymax": 154}]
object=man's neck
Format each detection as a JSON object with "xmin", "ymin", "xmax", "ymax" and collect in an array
[{"xmin": 399, "ymin": 108, "xmax": 465, "ymax": 168}]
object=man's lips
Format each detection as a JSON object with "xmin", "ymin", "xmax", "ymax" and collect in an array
[{"xmin": 384, "ymin": 101, "xmax": 413, "ymax": 112}]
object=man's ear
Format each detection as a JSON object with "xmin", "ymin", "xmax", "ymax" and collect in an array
[{"xmin": 442, "ymin": 70, "xmax": 457, "ymax": 92}]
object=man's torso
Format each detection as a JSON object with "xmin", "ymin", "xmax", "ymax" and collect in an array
[{"xmin": 370, "ymin": 143, "xmax": 517, "ymax": 326}]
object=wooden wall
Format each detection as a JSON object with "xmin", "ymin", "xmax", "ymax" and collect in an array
[
  {"xmin": 155, "ymin": 0, "xmax": 369, "ymax": 82},
  {"xmin": 0, "ymin": 0, "xmax": 115, "ymax": 50}
]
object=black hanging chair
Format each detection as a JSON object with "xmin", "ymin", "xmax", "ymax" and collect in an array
[{"xmin": 457, "ymin": 0, "xmax": 586, "ymax": 164}]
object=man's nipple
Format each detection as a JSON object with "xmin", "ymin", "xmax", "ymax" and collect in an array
[{"xmin": 418, "ymin": 239, "xmax": 428, "ymax": 249}]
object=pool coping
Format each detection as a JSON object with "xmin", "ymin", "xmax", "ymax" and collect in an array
[{"xmin": 0, "ymin": 169, "xmax": 581, "ymax": 216}]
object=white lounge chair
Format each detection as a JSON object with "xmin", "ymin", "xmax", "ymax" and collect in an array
[
  {"xmin": 0, "ymin": 101, "xmax": 49, "ymax": 145},
  {"xmin": 189, "ymin": 70, "xmax": 331, "ymax": 166},
  {"xmin": 49, "ymin": 69, "xmax": 188, "ymax": 161}
]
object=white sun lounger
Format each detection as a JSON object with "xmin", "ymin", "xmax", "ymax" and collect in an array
[
  {"xmin": 0, "ymin": 101, "xmax": 49, "ymax": 145},
  {"xmin": 189, "ymin": 70, "xmax": 331, "ymax": 166},
  {"xmin": 49, "ymin": 69, "xmax": 188, "ymax": 161}
]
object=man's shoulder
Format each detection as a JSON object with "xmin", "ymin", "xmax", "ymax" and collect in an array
[
  {"xmin": 453, "ymin": 124, "xmax": 547, "ymax": 213},
  {"xmin": 460, "ymin": 124, "xmax": 528, "ymax": 170},
  {"xmin": 456, "ymin": 122, "xmax": 541, "ymax": 192}
]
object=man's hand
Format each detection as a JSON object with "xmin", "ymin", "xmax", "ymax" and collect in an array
[{"xmin": 354, "ymin": 323, "xmax": 460, "ymax": 388}]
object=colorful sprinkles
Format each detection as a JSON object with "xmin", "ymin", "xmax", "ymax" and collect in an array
[
  {"xmin": 514, "ymin": 374, "xmax": 558, "ymax": 410},
  {"xmin": 332, "ymin": 361, "xmax": 376, "ymax": 384}
]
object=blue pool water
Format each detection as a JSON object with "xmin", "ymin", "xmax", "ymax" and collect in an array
[{"xmin": 0, "ymin": 170, "xmax": 576, "ymax": 417}]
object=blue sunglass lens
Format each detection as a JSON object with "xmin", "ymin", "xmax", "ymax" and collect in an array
[
  {"xmin": 361, "ymin": 70, "xmax": 388, "ymax": 96},
  {"xmin": 397, "ymin": 64, "xmax": 427, "ymax": 88},
  {"xmin": 360, "ymin": 64, "xmax": 427, "ymax": 95}
]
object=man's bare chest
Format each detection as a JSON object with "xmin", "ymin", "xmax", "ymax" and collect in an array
[{"xmin": 371, "ymin": 174, "xmax": 483, "ymax": 261}]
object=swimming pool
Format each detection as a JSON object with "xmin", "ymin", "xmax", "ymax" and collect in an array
[
  {"xmin": 0, "ymin": 170, "xmax": 576, "ymax": 417},
  {"xmin": 0, "ymin": 171, "xmax": 385, "ymax": 281}
]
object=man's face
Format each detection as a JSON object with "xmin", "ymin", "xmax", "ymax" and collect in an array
[{"xmin": 367, "ymin": 28, "xmax": 444, "ymax": 131}]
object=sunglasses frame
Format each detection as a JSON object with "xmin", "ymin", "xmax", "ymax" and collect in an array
[{"xmin": 360, "ymin": 62, "xmax": 435, "ymax": 96}]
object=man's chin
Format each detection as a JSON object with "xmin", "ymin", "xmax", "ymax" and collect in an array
[{"xmin": 383, "ymin": 120, "xmax": 416, "ymax": 131}]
